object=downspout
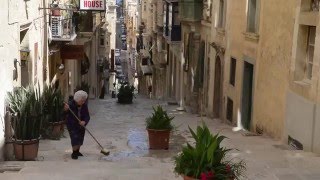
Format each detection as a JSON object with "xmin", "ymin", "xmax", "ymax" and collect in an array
[
  {"xmin": 177, "ymin": 44, "xmax": 185, "ymax": 111},
  {"xmin": 43, "ymin": 0, "xmax": 48, "ymax": 85},
  {"xmin": 311, "ymin": 68, "xmax": 320, "ymax": 151}
]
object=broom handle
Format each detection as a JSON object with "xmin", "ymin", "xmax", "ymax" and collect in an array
[{"xmin": 65, "ymin": 103, "xmax": 104, "ymax": 149}]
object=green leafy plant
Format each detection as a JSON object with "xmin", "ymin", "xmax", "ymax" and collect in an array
[
  {"xmin": 7, "ymin": 85, "xmax": 43, "ymax": 140},
  {"xmin": 146, "ymin": 105, "xmax": 174, "ymax": 130},
  {"xmin": 42, "ymin": 85, "xmax": 64, "ymax": 123},
  {"xmin": 117, "ymin": 82, "xmax": 135, "ymax": 104},
  {"xmin": 174, "ymin": 123, "xmax": 246, "ymax": 180}
]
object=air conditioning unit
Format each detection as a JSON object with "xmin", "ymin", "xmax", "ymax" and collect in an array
[{"xmin": 51, "ymin": 16, "xmax": 63, "ymax": 37}]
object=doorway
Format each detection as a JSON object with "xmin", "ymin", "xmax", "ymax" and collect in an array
[
  {"xmin": 213, "ymin": 56, "xmax": 222, "ymax": 118},
  {"xmin": 241, "ymin": 61, "xmax": 254, "ymax": 130}
]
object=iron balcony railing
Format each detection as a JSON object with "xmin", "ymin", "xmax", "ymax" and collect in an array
[{"xmin": 50, "ymin": 4, "xmax": 77, "ymax": 41}]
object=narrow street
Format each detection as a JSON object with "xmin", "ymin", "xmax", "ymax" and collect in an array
[{"xmin": 1, "ymin": 96, "xmax": 320, "ymax": 179}]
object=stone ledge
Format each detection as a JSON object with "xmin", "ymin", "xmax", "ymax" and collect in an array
[{"xmin": 243, "ymin": 32, "xmax": 260, "ymax": 42}]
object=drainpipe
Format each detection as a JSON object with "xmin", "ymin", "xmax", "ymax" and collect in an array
[
  {"xmin": 311, "ymin": 68, "xmax": 320, "ymax": 152},
  {"xmin": 43, "ymin": 0, "xmax": 48, "ymax": 85},
  {"xmin": 177, "ymin": 45, "xmax": 185, "ymax": 111}
]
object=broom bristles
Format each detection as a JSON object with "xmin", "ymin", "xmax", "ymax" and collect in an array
[{"xmin": 100, "ymin": 149, "xmax": 110, "ymax": 156}]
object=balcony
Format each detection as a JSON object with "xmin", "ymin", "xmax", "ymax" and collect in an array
[
  {"xmin": 179, "ymin": 0, "xmax": 203, "ymax": 22},
  {"xmin": 140, "ymin": 57, "xmax": 153, "ymax": 76},
  {"xmin": 50, "ymin": 5, "xmax": 77, "ymax": 42}
]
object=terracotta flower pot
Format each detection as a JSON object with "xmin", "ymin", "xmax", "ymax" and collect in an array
[
  {"xmin": 13, "ymin": 138, "xmax": 40, "ymax": 161},
  {"xmin": 181, "ymin": 175, "xmax": 199, "ymax": 180},
  {"xmin": 147, "ymin": 129, "xmax": 170, "ymax": 150},
  {"xmin": 182, "ymin": 175, "xmax": 215, "ymax": 180},
  {"xmin": 52, "ymin": 9, "xmax": 61, "ymax": 16}
]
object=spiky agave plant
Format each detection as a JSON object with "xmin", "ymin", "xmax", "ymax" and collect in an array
[
  {"xmin": 7, "ymin": 85, "xmax": 43, "ymax": 140},
  {"xmin": 42, "ymin": 85, "xmax": 64, "ymax": 123},
  {"xmin": 51, "ymin": 88, "xmax": 64, "ymax": 122},
  {"xmin": 145, "ymin": 105, "xmax": 174, "ymax": 130},
  {"xmin": 174, "ymin": 123, "xmax": 246, "ymax": 179}
]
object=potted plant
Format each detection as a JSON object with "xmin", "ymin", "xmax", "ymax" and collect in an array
[
  {"xmin": 7, "ymin": 86, "xmax": 43, "ymax": 161},
  {"xmin": 174, "ymin": 123, "xmax": 246, "ymax": 180},
  {"xmin": 51, "ymin": 1, "xmax": 61, "ymax": 16},
  {"xmin": 41, "ymin": 85, "xmax": 65, "ymax": 139},
  {"xmin": 117, "ymin": 82, "xmax": 135, "ymax": 104},
  {"xmin": 146, "ymin": 105, "xmax": 174, "ymax": 149}
]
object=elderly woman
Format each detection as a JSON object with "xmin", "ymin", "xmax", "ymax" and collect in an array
[{"xmin": 65, "ymin": 90, "xmax": 90, "ymax": 159}]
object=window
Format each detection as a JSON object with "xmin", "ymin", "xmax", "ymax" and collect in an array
[
  {"xmin": 306, "ymin": 26, "xmax": 316, "ymax": 79},
  {"xmin": 163, "ymin": 4, "xmax": 167, "ymax": 25},
  {"xmin": 173, "ymin": 5, "xmax": 180, "ymax": 26},
  {"xmin": 144, "ymin": 5, "xmax": 146, "ymax": 11},
  {"xmin": 229, "ymin": 57, "xmax": 236, "ymax": 86},
  {"xmin": 162, "ymin": 38, "xmax": 166, "ymax": 50},
  {"xmin": 100, "ymin": 38, "xmax": 104, "ymax": 46},
  {"xmin": 218, "ymin": 0, "xmax": 226, "ymax": 28},
  {"xmin": 247, "ymin": 0, "xmax": 259, "ymax": 33},
  {"xmin": 169, "ymin": 4, "xmax": 172, "ymax": 27}
]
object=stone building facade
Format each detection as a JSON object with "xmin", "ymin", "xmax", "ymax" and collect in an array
[
  {"xmin": 0, "ymin": 0, "xmax": 50, "ymax": 160},
  {"xmin": 134, "ymin": 0, "xmax": 320, "ymax": 154}
]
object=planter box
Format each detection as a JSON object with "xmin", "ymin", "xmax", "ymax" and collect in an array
[
  {"xmin": 183, "ymin": 175, "xmax": 197, "ymax": 180},
  {"xmin": 51, "ymin": 9, "xmax": 61, "ymax": 16},
  {"xmin": 182, "ymin": 175, "xmax": 214, "ymax": 180},
  {"xmin": 147, "ymin": 129, "xmax": 170, "ymax": 149},
  {"xmin": 117, "ymin": 96, "xmax": 133, "ymax": 104},
  {"xmin": 49, "ymin": 121, "xmax": 65, "ymax": 138},
  {"xmin": 13, "ymin": 138, "xmax": 40, "ymax": 161}
]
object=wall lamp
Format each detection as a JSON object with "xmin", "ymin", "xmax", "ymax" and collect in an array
[{"xmin": 57, "ymin": 64, "xmax": 65, "ymax": 74}]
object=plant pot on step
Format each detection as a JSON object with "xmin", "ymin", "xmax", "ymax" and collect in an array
[
  {"xmin": 147, "ymin": 129, "xmax": 170, "ymax": 149},
  {"xmin": 49, "ymin": 121, "xmax": 64, "ymax": 138},
  {"xmin": 145, "ymin": 105, "xmax": 175, "ymax": 150},
  {"xmin": 52, "ymin": 9, "xmax": 61, "ymax": 16},
  {"xmin": 183, "ymin": 175, "xmax": 197, "ymax": 180},
  {"xmin": 13, "ymin": 138, "xmax": 40, "ymax": 161},
  {"xmin": 182, "ymin": 175, "xmax": 215, "ymax": 180},
  {"xmin": 117, "ymin": 82, "xmax": 135, "ymax": 104},
  {"xmin": 7, "ymin": 86, "xmax": 43, "ymax": 161},
  {"xmin": 174, "ymin": 123, "xmax": 246, "ymax": 180}
]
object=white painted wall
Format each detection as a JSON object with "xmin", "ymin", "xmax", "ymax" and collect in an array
[
  {"xmin": 107, "ymin": 0, "xmax": 117, "ymax": 53},
  {"xmin": 0, "ymin": 0, "xmax": 16, "ymax": 160},
  {"xmin": 0, "ymin": 0, "xmax": 48, "ymax": 160},
  {"xmin": 286, "ymin": 91, "xmax": 320, "ymax": 153},
  {"xmin": 286, "ymin": 91, "xmax": 315, "ymax": 151}
]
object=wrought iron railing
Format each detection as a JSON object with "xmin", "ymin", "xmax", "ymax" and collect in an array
[{"xmin": 50, "ymin": 4, "xmax": 76, "ymax": 41}]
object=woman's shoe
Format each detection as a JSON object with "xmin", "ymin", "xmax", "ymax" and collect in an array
[
  {"xmin": 71, "ymin": 152, "xmax": 78, "ymax": 159},
  {"xmin": 76, "ymin": 151, "xmax": 83, "ymax": 156}
]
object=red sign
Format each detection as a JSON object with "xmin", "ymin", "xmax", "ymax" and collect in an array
[
  {"xmin": 80, "ymin": 0, "xmax": 105, "ymax": 11},
  {"xmin": 60, "ymin": 45, "xmax": 84, "ymax": 60}
]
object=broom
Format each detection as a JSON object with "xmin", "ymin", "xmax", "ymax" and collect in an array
[{"xmin": 65, "ymin": 102, "xmax": 110, "ymax": 156}]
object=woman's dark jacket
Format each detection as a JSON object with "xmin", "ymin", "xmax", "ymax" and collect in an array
[{"xmin": 66, "ymin": 100, "xmax": 90, "ymax": 130}]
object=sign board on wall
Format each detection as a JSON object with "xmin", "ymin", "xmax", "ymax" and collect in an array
[
  {"xmin": 80, "ymin": 0, "xmax": 106, "ymax": 11},
  {"xmin": 61, "ymin": 45, "xmax": 84, "ymax": 60}
]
